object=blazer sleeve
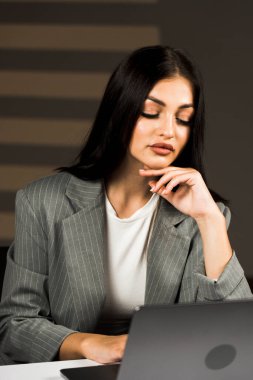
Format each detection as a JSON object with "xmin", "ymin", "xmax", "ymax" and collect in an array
[
  {"xmin": 0, "ymin": 189, "xmax": 76, "ymax": 363},
  {"xmin": 193, "ymin": 205, "xmax": 253, "ymax": 301}
]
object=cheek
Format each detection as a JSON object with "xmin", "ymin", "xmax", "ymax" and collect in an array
[
  {"xmin": 129, "ymin": 122, "xmax": 150, "ymax": 158},
  {"xmin": 134, "ymin": 120, "xmax": 149, "ymax": 137},
  {"xmin": 130, "ymin": 121, "xmax": 150, "ymax": 147},
  {"xmin": 178, "ymin": 128, "xmax": 191, "ymax": 148}
]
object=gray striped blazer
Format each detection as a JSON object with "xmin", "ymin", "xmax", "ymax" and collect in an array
[{"xmin": 0, "ymin": 172, "xmax": 252, "ymax": 363}]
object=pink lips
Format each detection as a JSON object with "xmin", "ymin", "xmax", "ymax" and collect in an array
[{"xmin": 150, "ymin": 143, "xmax": 175, "ymax": 155}]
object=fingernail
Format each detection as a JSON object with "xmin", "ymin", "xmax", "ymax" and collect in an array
[
  {"xmin": 162, "ymin": 189, "xmax": 167, "ymax": 195},
  {"xmin": 150, "ymin": 186, "xmax": 156, "ymax": 192}
]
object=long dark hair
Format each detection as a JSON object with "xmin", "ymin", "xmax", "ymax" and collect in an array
[{"xmin": 59, "ymin": 45, "xmax": 228, "ymax": 204}]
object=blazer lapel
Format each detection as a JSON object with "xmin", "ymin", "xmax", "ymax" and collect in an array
[
  {"xmin": 145, "ymin": 199, "xmax": 191, "ymax": 305},
  {"xmin": 61, "ymin": 175, "xmax": 192, "ymax": 329},
  {"xmin": 62, "ymin": 176, "xmax": 106, "ymax": 331}
]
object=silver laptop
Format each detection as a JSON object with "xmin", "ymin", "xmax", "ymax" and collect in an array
[{"xmin": 61, "ymin": 299, "xmax": 253, "ymax": 380}]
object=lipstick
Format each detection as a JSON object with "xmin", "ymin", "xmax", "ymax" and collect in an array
[{"xmin": 150, "ymin": 143, "xmax": 175, "ymax": 155}]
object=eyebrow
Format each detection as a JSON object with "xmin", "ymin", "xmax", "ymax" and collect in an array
[{"xmin": 147, "ymin": 96, "xmax": 194, "ymax": 109}]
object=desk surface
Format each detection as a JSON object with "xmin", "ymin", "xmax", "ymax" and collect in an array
[{"xmin": 0, "ymin": 358, "xmax": 100, "ymax": 380}]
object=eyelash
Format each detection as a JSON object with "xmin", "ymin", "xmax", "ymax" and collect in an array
[
  {"xmin": 141, "ymin": 112, "xmax": 192, "ymax": 126},
  {"xmin": 177, "ymin": 119, "xmax": 192, "ymax": 126},
  {"xmin": 141, "ymin": 112, "xmax": 159, "ymax": 119}
]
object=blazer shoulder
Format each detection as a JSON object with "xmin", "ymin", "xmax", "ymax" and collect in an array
[
  {"xmin": 16, "ymin": 172, "xmax": 103, "ymax": 222},
  {"xmin": 16, "ymin": 172, "xmax": 74, "ymax": 220},
  {"xmin": 20, "ymin": 172, "xmax": 71, "ymax": 202}
]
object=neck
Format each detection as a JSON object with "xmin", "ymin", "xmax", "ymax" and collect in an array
[{"xmin": 105, "ymin": 159, "xmax": 152, "ymax": 218}]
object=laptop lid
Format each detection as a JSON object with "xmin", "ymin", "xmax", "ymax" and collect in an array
[
  {"xmin": 118, "ymin": 299, "xmax": 253, "ymax": 380},
  {"xmin": 60, "ymin": 299, "xmax": 253, "ymax": 380}
]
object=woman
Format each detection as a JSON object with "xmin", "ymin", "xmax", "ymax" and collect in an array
[{"xmin": 0, "ymin": 45, "xmax": 252, "ymax": 365}]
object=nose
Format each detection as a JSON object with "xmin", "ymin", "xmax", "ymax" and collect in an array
[{"xmin": 158, "ymin": 113, "xmax": 175, "ymax": 138}]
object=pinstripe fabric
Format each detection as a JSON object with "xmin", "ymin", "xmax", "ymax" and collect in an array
[{"xmin": 0, "ymin": 172, "xmax": 252, "ymax": 363}]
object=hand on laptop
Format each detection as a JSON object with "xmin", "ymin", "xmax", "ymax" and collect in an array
[
  {"xmin": 59, "ymin": 332, "xmax": 128, "ymax": 364},
  {"xmin": 81, "ymin": 333, "xmax": 128, "ymax": 364}
]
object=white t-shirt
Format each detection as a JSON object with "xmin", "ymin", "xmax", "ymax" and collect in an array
[{"xmin": 101, "ymin": 192, "xmax": 160, "ymax": 321}]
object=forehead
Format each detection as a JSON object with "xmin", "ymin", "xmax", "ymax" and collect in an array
[{"xmin": 147, "ymin": 76, "xmax": 194, "ymax": 106}]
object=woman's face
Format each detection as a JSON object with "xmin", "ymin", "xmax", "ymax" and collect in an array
[{"xmin": 128, "ymin": 76, "xmax": 194, "ymax": 170}]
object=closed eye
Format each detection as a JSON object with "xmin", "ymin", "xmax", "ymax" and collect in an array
[
  {"xmin": 176, "ymin": 118, "xmax": 192, "ymax": 126},
  {"xmin": 141, "ymin": 112, "xmax": 159, "ymax": 119}
]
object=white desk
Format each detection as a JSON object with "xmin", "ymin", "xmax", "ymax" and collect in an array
[{"xmin": 0, "ymin": 358, "xmax": 100, "ymax": 380}]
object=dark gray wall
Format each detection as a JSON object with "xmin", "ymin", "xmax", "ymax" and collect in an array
[{"xmin": 158, "ymin": 0, "xmax": 253, "ymax": 274}]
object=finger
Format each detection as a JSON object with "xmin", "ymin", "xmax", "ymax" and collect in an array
[
  {"xmin": 155, "ymin": 185, "xmax": 166, "ymax": 196},
  {"xmin": 148, "ymin": 180, "xmax": 156, "ymax": 189},
  {"xmin": 150, "ymin": 183, "xmax": 166, "ymax": 196},
  {"xmin": 151, "ymin": 170, "xmax": 189, "ymax": 192},
  {"xmin": 162, "ymin": 173, "xmax": 195, "ymax": 194},
  {"xmin": 149, "ymin": 181, "xmax": 164, "ymax": 194},
  {"xmin": 139, "ymin": 166, "xmax": 181, "ymax": 177}
]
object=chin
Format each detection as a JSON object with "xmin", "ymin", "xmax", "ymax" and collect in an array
[{"xmin": 144, "ymin": 158, "xmax": 173, "ymax": 170}]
